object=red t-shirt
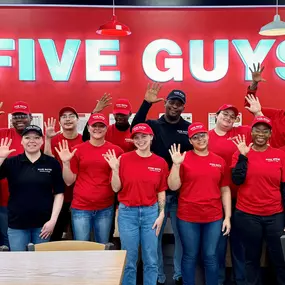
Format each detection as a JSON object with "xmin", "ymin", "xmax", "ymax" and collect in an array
[
  {"xmin": 71, "ymin": 141, "xmax": 124, "ymax": 210},
  {"xmin": 247, "ymin": 88, "xmax": 285, "ymax": 148},
  {"xmin": 231, "ymin": 147, "xmax": 285, "ymax": 216},
  {"xmin": 0, "ymin": 128, "xmax": 23, "ymax": 206},
  {"xmin": 208, "ymin": 126, "xmax": 251, "ymax": 198},
  {"xmin": 118, "ymin": 151, "xmax": 168, "ymax": 206},
  {"xmin": 105, "ymin": 124, "xmax": 135, "ymax": 152},
  {"xmin": 177, "ymin": 151, "xmax": 229, "ymax": 223},
  {"xmin": 51, "ymin": 133, "xmax": 83, "ymax": 203}
]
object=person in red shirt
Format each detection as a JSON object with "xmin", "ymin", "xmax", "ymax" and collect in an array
[
  {"xmin": 168, "ymin": 122, "xmax": 231, "ymax": 285},
  {"xmin": 231, "ymin": 116, "xmax": 285, "ymax": 285},
  {"xmin": 103, "ymin": 123, "xmax": 167, "ymax": 285},
  {"xmin": 208, "ymin": 104, "xmax": 251, "ymax": 285},
  {"xmin": 0, "ymin": 101, "xmax": 32, "ymax": 248},
  {"xmin": 245, "ymin": 63, "xmax": 285, "ymax": 149},
  {"xmin": 82, "ymin": 94, "xmax": 134, "ymax": 152},
  {"xmin": 44, "ymin": 106, "xmax": 83, "ymax": 241},
  {"xmin": 55, "ymin": 113, "xmax": 123, "ymax": 244}
]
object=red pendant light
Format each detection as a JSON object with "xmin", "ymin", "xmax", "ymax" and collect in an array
[{"xmin": 96, "ymin": 0, "xmax": 131, "ymax": 36}]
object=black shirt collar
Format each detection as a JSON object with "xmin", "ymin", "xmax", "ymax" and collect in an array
[{"xmin": 19, "ymin": 151, "xmax": 46, "ymax": 163}]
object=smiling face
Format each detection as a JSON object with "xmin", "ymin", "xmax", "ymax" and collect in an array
[
  {"xmin": 133, "ymin": 133, "xmax": 153, "ymax": 151},
  {"xmin": 88, "ymin": 122, "xmax": 107, "ymax": 140},
  {"xmin": 190, "ymin": 132, "xmax": 208, "ymax": 152},
  {"xmin": 251, "ymin": 123, "xmax": 271, "ymax": 147},
  {"xmin": 21, "ymin": 131, "xmax": 43, "ymax": 154},
  {"xmin": 59, "ymin": 111, "xmax": 78, "ymax": 131},
  {"xmin": 164, "ymin": 99, "xmax": 185, "ymax": 121},
  {"xmin": 216, "ymin": 109, "xmax": 237, "ymax": 131},
  {"xmin": 12, "ymin": 113, "xmax": 32, "ymax": 132}
]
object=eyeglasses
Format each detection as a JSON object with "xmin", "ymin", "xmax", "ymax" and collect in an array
[
  {"xmin": 220, "ymin": 111, "xmax": 236, "ymax": 121},
  {"xmin": 12, "ymin": 114, "xmax": 29, "ymax": 120},
  {"xmin": 252, "ymin": 127, "xmax": 271, "ymax": 135},
  {"xmin": 191, "ymin": 133, "xmax": 207, "ymax": 141},
  {"xmin": 60, "ymin": 114, "xmax": 77, "ymax": 120}
]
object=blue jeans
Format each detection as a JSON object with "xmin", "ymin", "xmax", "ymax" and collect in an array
[
  {"xmin": 218, "ymin": 202, "xmax": 245, "ymax": 285},
  {"xmin": 177, "ymin": 217, "xmax": 223, "ymax": 285},
  {"xmin": 158, "ymin": 194, "xmax": 182, "ymax": 283},
  {"xmin": 71, "ymin": 205, "xmax": 114, "ymax": 243},
  {"xmin": 0, "ymin": 206, "xmax": 9, "ymax": 247},
  {"xmin": 118, "ymin": 202, "xmax": 158, "ymax": 285},
  {"xmin": 8, "ymin": 227, "xmax": 49, "ymax": 251}
]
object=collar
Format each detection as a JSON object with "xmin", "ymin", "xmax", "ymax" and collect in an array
[
  {"xmin": 19, "ymin": 151, "xmax": 46, "ymax": 163},
  {"xmin": 158, "ymin": 115, "xmax": 183, "ymax": 125}
]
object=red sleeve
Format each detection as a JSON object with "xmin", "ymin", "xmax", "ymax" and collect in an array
[
  {"xmin": 70, "ymin": 150, "xmax": 79, "ymax": 175},
  {"xmin": 247, "ymin": 86, "xmax": 257, "ymax": 95},
  {"xmin": 262, "ymin": 107, "xmax": 285, "ymax": 121},
  {"xmin": 157, "ymin": 160, "xmax": 169, "ymax": 193},
  {"xmin": 220, "ymin": 160, "xmax": 230, "ymax": 187},
  {"xmin": 231, "ymin": 150, "xmax": 239, "ymax": 169}
]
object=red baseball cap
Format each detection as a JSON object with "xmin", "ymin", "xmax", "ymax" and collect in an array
[
  {"xmin": 88, "ymin": 113, "xmax": 108, "ymax": 127},
  {"xmin": 252, "ymin": 116, "xmax": 272, "ymax": 128},
  {"xmin": 59, "ymin": 106, "xmax": 78, "ymax": 118},
  {"xmin": 131, "ymin": 123, "xmax": 154, "ymax": 138},
  {"xmin": 217, "ymin": 104, "xmax": 239, "ymax": 117},
  {"xmin": 11, "ymin": 101, "xmax": 30, "ymax": 115},
  {"xmin": 188, "ymin": 122, "xmax": 208, "ymax": 138},
  {"xmin": 113, "ymin": 99, "xmax": 132, "ymax": 115}
]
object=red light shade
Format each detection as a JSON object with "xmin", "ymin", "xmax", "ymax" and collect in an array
[{"xmin": 96, "ymin": 15, "xmax": 131, "ymax": 36}]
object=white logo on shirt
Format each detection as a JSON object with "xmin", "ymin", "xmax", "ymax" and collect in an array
[
  {"xmin": 148, "ymin": 167, "xmax": 162, "ymax": 172},
  {"xmin": 38, "ymin": 168, "xmax": 52, "ymax": 173},
  {"xmin": 265, "ymin": 158, "xmax": 281, "ymax": 162},
  {"xmin": 209, "ymin": 163, "xmax": 222, "ymax": 168},
  {"xmin": 177, "ymin": 130, "xmax": 188, "ymax": 135}
]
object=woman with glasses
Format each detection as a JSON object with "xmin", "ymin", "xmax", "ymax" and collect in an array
[
  {"xmin": 168, "ymin": 122, "xmax": 231, "ymax": 285},
  {"xmin": 232, "ymin": 116, "xmax": 285, "ymax": 285},
  {"xmin": 209, "ymin": 104, "xmax": 252, "ymax": 285},
  {"xmin": 55, "ymin": 113, "xmax": 123, "ymax": 244}
]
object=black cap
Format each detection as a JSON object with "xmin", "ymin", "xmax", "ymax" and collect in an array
[
  {"xmin": 166, "ymin": 90, "xmax": 186, "ymax": 104},
  {"xmin": 21, "ymin": 125, "xmax": 43, "ymax": 137}
]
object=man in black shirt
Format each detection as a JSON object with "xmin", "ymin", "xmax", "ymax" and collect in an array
[
  {"xmin": 131, "ymin": 82, "xmax": 193, "ymax": 285},
  {"xmin": 0, "ymin": 125, "xmax": 64, "ymax": 251}
]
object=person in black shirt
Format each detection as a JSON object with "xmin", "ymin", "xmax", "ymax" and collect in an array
[
  {"xmin": 131, "ymin": 82, "xmax": 193, "ymax": 285},
  {"xmin": 0, "ymin": 125, "xmax": 64, "ymax": 251}
]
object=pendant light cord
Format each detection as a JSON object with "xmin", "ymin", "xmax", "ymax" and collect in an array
[
  {"xmin": 276, "ymin": 0, "xmax": 279, "ymax": 15},
  {"xmin": 113, "ymin": 0, "xmax": 115, "ymax": 16}
]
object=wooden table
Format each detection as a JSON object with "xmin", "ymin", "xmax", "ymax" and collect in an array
[{"xmin": 0, "ymin": 250, "xmax": 126, "ymax": 285}]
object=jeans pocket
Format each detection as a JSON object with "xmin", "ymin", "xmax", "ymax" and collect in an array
[{"xmin": 119, "ymin": 203, "xmax": 129, "ymax": 210}]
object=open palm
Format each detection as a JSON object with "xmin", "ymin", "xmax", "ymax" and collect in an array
[
  {"xmin": 249, "ymin": 63, "xmax": 265, "ymax": 83},
  {"xmin": 0, "ymin": 138, "xmax": 16, "ymax": 158},
  {"xmin": 145, "ymin": 82, "xmax": 163, "ymax": 104},
  {"xmin": 169, "ymin": 143, "xmax": 186, "ymax": 165},
  {"xmin": 103, "ymin": 149, "xmax": 120, "ymax": 171},
  {"xmin": 54, "ymin": 140, "xmax": 77, "ymax": 163},
  {"xmin": 232, "ymin": 135, "xmax": 253, "ymax": 156},
  {"xmin": 44, "ymin": 117, "xmax": 61, "ymax": 139}
]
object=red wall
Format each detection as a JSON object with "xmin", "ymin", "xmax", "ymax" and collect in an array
[{"xmin": 0, "ymin": 6, "xmax": 284, "ymax": 128}]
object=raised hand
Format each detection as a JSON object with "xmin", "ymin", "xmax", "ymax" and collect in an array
[
  {"xmin": 103, "ymin": 149, "xmax": 120, "ymax": 171},
  {"xmin": 44, "ymin": 117, "xmax": 61, "ymax": 139},
  {"xmin": 169, "ymin": 144, "xmax": 186, "ymax": 165},
  {"xmin": 0, "ymin": 138, "xmax": 16, "ymax": 158},
  {"xmin": 245, "ymin": 94, "xmax": 263, "ymax": 116},
  {"xmin": 54, "ymin": 140, "xmax": 77, "ymax": 163},
  {"xmin": 249, "ymin": 63, "xmax": 265, "ymax": 83},
  {"xmin": 0, "ymin": 102, "xmax": 5, "ymax": 115},
  {"xmin": 93, "ymin": 93, "xmax": 112, "ymax": 113},
  {"xmin": 232, "ymin": 134, "xmax": 253, "ymax": 156},
  {"xmin": 144, "ymin": 82, "xmax": 163, "ymax": 104}
]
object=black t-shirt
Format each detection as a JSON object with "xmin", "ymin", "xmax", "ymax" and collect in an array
[{"xmin": 0, "ymin": 152, "xmax": 65, "ymax": 229}]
